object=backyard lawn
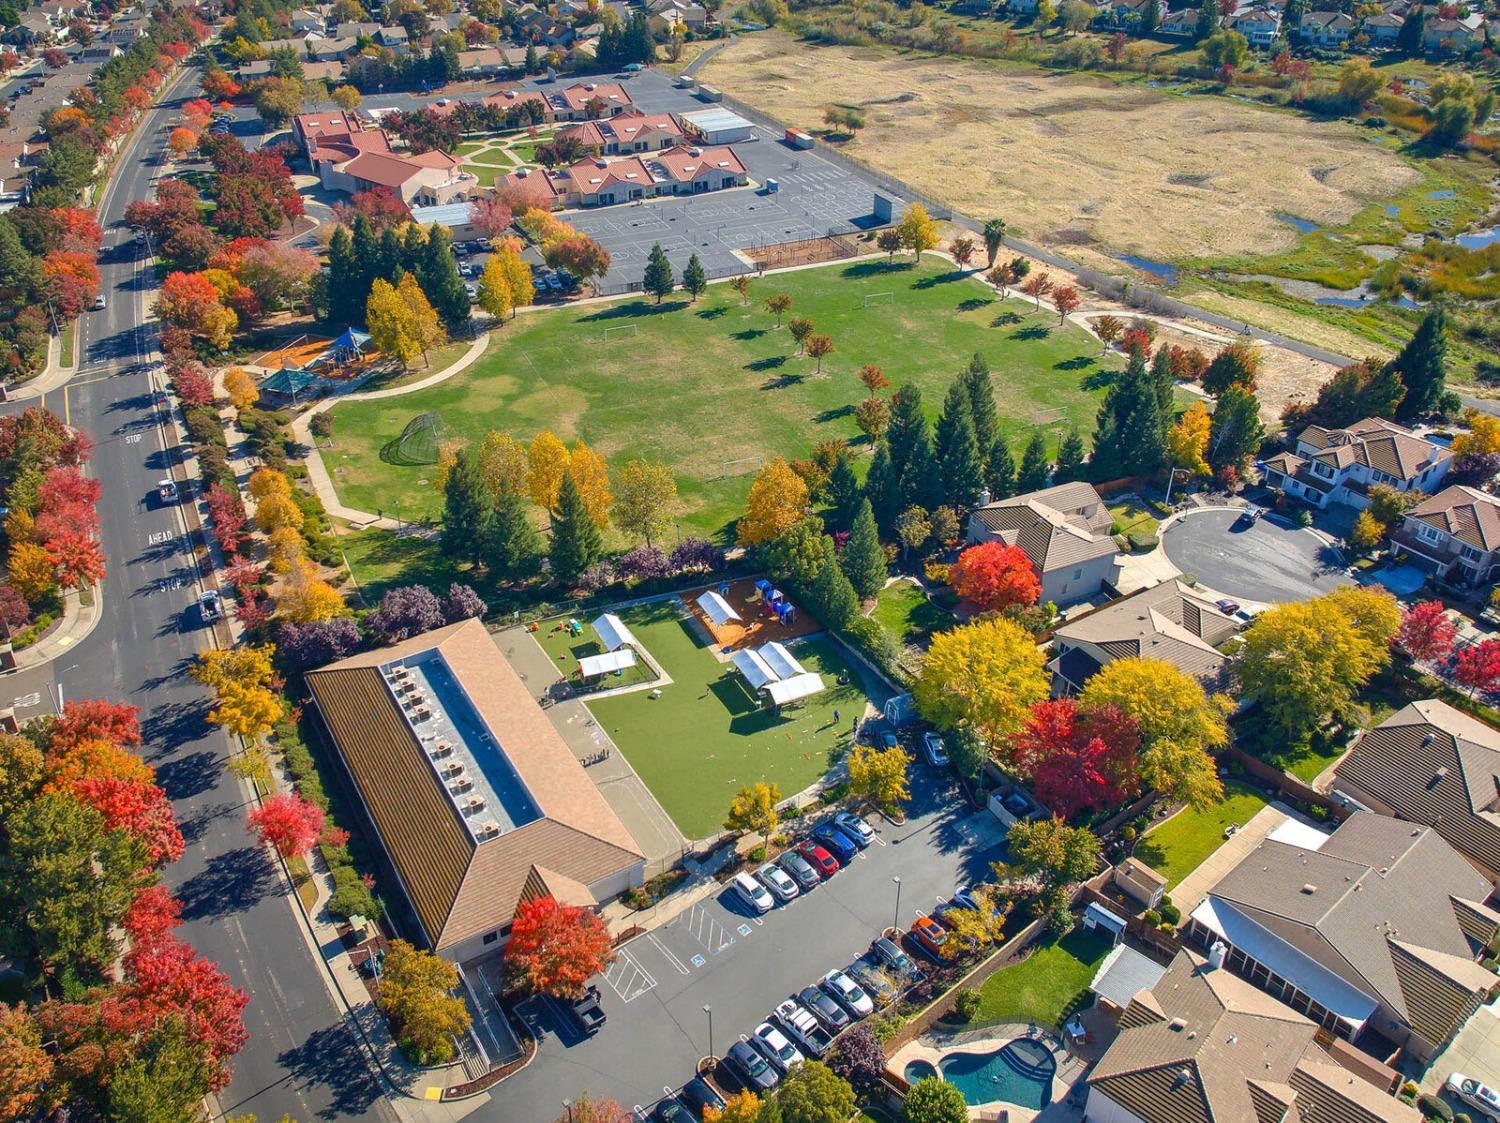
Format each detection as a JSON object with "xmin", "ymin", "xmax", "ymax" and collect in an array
[
  {"xmin": 1107, "ymin": 495, "xmax": 1163, "ymax": 540},
  {"xmin": 326, "ymin": 257, "xmax": 1123, "ymax": 538},
  {"xmin": 337, "ymin": 525, "xmax": 462, "ymax": 603},
  {"xmin": 1133, "ymin": 781, "xmax": 1269, "ymax": 890},
  {"xmin": 529, "ymin": 597, "xmax": 886, "ymax": 838},
  {"xmin": 972, "ymin": 928, "xmax": 1114, "ymax": 1030},
  {"xmin": 870, "ymin": 580, "xmax": 951, "ymax": 648}
]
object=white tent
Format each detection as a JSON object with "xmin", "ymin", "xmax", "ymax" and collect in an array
[
  {"xmin": 731, "ymin": 648, "xmax": 778, "ymax": 691},
  {"xmin": 766, "ymin": 673, "xmax": 825, "ymax": 707},
  {"xmin": 696, "ymin": 590, "xmax": 741, "ymax": 627},
  {"xmin": 592, "ymin": 612, "xmax": 638, "ymax": 653},
  {"xmin": 759, "ymin": 641, "xmax": 805, "ymax": 681},
  {"xmin": 579, "ymin": 648, "xmax": 637, "ymax": 677}
]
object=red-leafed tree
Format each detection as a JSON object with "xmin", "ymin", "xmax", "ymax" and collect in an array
[
  {"xmin": 73, "ymin": 776, "xmax": 185, "ymax": 866},
  {"xmin": 1454, "ymin": 640, "xmax": 1500, "ymax": 697},
  {"xmin": 45, "ymin": 529, "xmax": 105, "ymax": 589},
  {"xmin": 246, "ymin": 791, "xmax": 325, "ymax": 859},
  {"xmin": 1052, "ymin": 284, "xmax": 1080, "ymax": 324},
  {"xmin": 205, "ymin": 482, "xmax": 247, "ymax": 557},
  {"xmin": 332, "ymin": 187, "xmax": 411, "ymax": 231},
  {"xmin": 53, "ymin": 207, "xmax": 103, "ymax": 254},
  {"xmin": 542, "ymin": 234, "xmax": 611, "ymax": 292},
  {"xmin": 1119, "ymin": 327, "xmax": 1153, "ymax": 358},
  {"xmin": 53, "ymin": 698, "xmax": 142, "ymax": 752},
  {"xmin": 1012, "ymin": 699, "xmax": 1141, "ymax": 818},
  {"xmin": 470, "ymin": 195, "xmax": 514, "ymax": 239},
  {"xmin": 170, "ymin": 361, "xmax": 214, "ymax": 406},
  {"xmin": 212, "ymin": 174, "xmax": 285, "ymax": 239},
  {"xmin": 949, "ymin": 542, "xmax": 1041, "ymax": 612},
  {"xmin": 506, "ymin": 895, "xmax": 616, "ymax": 998},
  {"xmin": 123, "ymin": 936, "xmax": 249, "ymax": 1089},
  {"xmin": 235, "ymin": 591, "xmax": 273, "ymax": 633},
  {"xmin": 1397, "ymin": 600, "xmax": 1457, "ymax": 664},
  {"xmin": 42, "ymin": 251, "xmax": 101, "ymax": 318},
  {"xmin": 122, "ymin": 884, "xmax": 183, "ymax": 948},
  {"xmin": 200, "ymin": 69, "xmax": 241, "ymax": 100}
]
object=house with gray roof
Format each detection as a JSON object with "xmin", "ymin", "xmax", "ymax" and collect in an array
[
  {"xmin": 965, "ymin": 481, "xmax": 1120, "ymax": 607},
  {"xmin": 1184, "ymin": 812, "xmax": 1500, "ymax": 1064},
  {"xmin": 1333, "ymin": 699, "xmax": 1500, "ymax": 880},
  {"xmin": 1260, "ymin": 416, "xmax": 1450, "ymax": 510},
  {"xmin": 1048, "ymin": 578, "xmax": 1240, "ymax": 694},
  {"xmin": 1391, "ymin": 484, "xmax": 1500, "ymax": 588},
  {"xmin": 1087, "ymin": 947, "xmax": 1420, "ymax": 1123}
]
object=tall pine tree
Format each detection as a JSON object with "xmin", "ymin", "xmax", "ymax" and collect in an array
[
  {"xmin": 1392, "ymin": 305, "xmax": 1448, "ymax": 419},
  {"xmin": 350, "ymin": 213, "xmax": 379, "ymax": 322},
  {"xmin": 1092, "ymin": 350, "xmax": 1165, "ymax": 480},
  {"xmin": 643, "ymin": 242, "xmax": 675, "ymax": 302},
  {"xmin": 865, "ymin": 441, "xmax": 900, "ymax": 534},
  {"xmin": 550, "ymin": 469, "xmax": 603, "ymax": 583},
  {"xmin": 886, "ymin": 384, "xmax": 928, "ymax": 487},
  {"xmin": 1016, "ymin": 432, "xmax": 1050, "ymax": 493},
  {"xmin": 1149, "ymin": 346, "xmax": 1176, "ymax": 421},
  {"xmin": 811, "ymin": 535, "xmax": 858, "ymax": 630},
  {"xmin": 1054, "ymin": 429, "xmax": 1087, "ymax": 483},
  {"xmin": 486, "ymin": 480, "xmax": 540, "ymax": 581},
  {"xmin": 826, "ymin": 451, "xmax": 862, "ymax": 532},
  {"xmin": 961, "ymin": 352, "xmax": 998, "ymax": 455},
  {"xmin": 935, "ymin": 379, "xmax": 984, "ymax": 511},
  {"xmin": 418, "ymin": 224, "xmax": 472, "ymax": 331},
  {"xmin": 377, "ymin": 226, "xmax": 404, "ymax": 286},
  {"xmin": 842, "ymin": 498, "xmax": 887, "ymax": 601},
  {"xmin": 985, "ymin": 436, "xmax": 1016, "ymax": 501},
  {"xmin": 899, "ymin": 424, "xmax": 941, "ymax": 513},
  {"xmin": 325, "ymin": 224, "xmax": 358, "ymax": 327},
  {"xmin": 441, "ymin": 449, "xmax": 491, "ymax": 567}
]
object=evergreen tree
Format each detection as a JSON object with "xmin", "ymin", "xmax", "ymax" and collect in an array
[
  {"xmin": 418, "ymin": 224, "xmax": 472, "ymax": 331},
  {"xmin": 826, "ymin": 451, "xmax": 862, "ymax": 532},
  {"xmin": 441, "ymin": 449, "xmax": 491, "ymax": 567},
  {"xmin": 325, "ymin": 224, "xmax": 357, "ymax": 327},
  {"xmin": 842, "ymin": 499, "xmax": 887, "ymax": 601},
  {"xmin": 682, "ymin": 253, "xmax": 707, "ymax": 302},
  {"xmin": 349, "ymin": 213, "xmax": 379, "ymax": 324},
  {"xmin": 935, "ymin": 378, "xmax": 984, "ymax": 510},
  {"xmin": 402, "ymin": 221, "xmax": 427, "ymax": 274},
  {"xmin": 1392, "ymin": 305, "xmax": 1448, "ymax": 419},
  {"xmin": 1054, "ymin": 428, "xmax": 1087, "ymax": 483},
  {"xmin": 378, "ymin": 226, "xmax": 404, "ymax": 285},
  {"xmin": 961, "ymin": 352, "xmax": 998, "ymax": 454},
  {"xmin": 1092, "ymin": 350, "xmax": 1165, "ymax": 479},
  {"xmin": 899, "ymin": 425, "xmax": 942, "ymax": 513},
  {"xmin": 1208, "ymin": 385, "xmax": 1266, "ymax": 475},
  {"xmin": 1141, "ymin": 0, "xmax": 1160, "ymax": 32},
  {"xmin": 622, "ymin": 10, "xmax": 655, "ymax": 64},
  {"xmin": 1016, "ymin": 431, "xmax": 1050, "ymax": 493},
  {"xmin": 985, "ymin": 436, "xmax": 1017, "ymax": 500},
  {"xmin": 886, "ymin": 384, "xmax": 928, "ymax": 486},
  {"xmin": 1396, "ymin": 4, "xmax": 1422, "ymax": 54},
  {"xmin": 1149, "ymin": 345, "xmax": 1176, "ymax": 421},
  {"xmin": 811, "ymin": 535, "xmax": 858, "ymax": 630},
  {"xmin": 549, "ymin": 469, "xmax": 603, "ymax": 583},
  {"xmin": 865, "ymin": 441, "xmax": 900, "ymax": 534},
  {"xmin": 643, "ymin": 242, "xmax": 674, "ymax": 303},
  {"xmin": 1196, "ymin": 0, "xmax": 1218, "ymax": 39},
  {"xmin": 524, "ymin": 42, "xmax": 539, "ymax": 73},
  {"xmin": 486, "ymin": 480, "xmax": 540, "ymax": 581}
]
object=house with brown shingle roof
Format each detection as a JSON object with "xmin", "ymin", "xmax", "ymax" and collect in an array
[
  {"xmin": 499, "ymin": 144, "xmax": 747, "ymax": 209},
  {"xmin": 966, "ymin": 481, "xmax": 1120, "ymax": 607},
  {"xmin": 1333, "ymin": 699, "xmax": 1500, "ymax": 881},
  {"xmin": 293, "ymin": 110, "xmax": 478, "ymax": 205},
  {"xmin": 1048, "ymin": 578, "xmax": 1241, "ymax": 694},
  {"xmin": 558, "ymin": 109, "xmax": 684, "ymax": 155},
  {"xmin": 1183, "ymin": 812, "xmax": 1500, "ymax": 1064},
  {"xmin": 1087, "ymin": 947, "xmax": 1421, "ymax": 1123},
  {"xmin": 305, "ymin": 619, "xmax": 645, "ymax": 964},
  {"xmin": 1391, "ymin": 484, "xmax": 1500, "ymax": 588},
  {"xmin": 1260, "ymin": 417, "xmax": 1450, "ymax": 510}
]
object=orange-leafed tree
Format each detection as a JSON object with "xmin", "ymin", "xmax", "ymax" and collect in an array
[
  {"xmin": 506, "ymin": 894, "xmax": 616, "ymax": 998},
  {"xmin": 0, "ymin": 1003, "xmax": 52, "ymax": 1121},
  {"xmin": 44, "ymin": 737, "xmax": 154, "ymax": 792},
  {"xmin": 52, "ymin": 698, "xmax": 142, "ymax": 752},
  {"xmin": 1052, "ymin": 284, "xmax": 1080, "ymax": 324},
  {"xmin": 168, "ymin": 126, "xmax": 198, "ymax": 156},
  {"xmin": 246, "ymin": 791, "xmax": 325, "ymax": 859},
  {"xmin": 44, "ymin": 528, "xmax": 105, "ymax": 589},
  {"xmin": 73, "ymin": 776, "xmax": 185, "ymax": 866},
  {"xmin": 949, "ymin": 541, "xmax": 1041, "ymax": 613}
]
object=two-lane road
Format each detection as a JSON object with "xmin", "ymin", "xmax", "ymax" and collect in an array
[{"xmin": 6, "ymin": 67, "xmax": 398, "ymax": 1123}]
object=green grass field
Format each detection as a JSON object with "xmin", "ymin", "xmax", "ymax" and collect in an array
[
  {"xmin": 973, "ymin": 928, "xmax": 1114, "ymax": 1030},
  {"xmin": 326, "ymin": 258, "xmax": 1124, "ymax": 539},
  {"xmin": 871, "ymin": 580, "xmax": 951, "ymax": 648},
  {"xmin": 530, "ymin": 598, "xmax": 886, "ymax": 837},
  {"xmin": 1133, "ymin": 781, "xmax": 1268, "ymax": 890}
]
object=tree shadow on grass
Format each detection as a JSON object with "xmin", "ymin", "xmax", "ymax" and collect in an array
[
  {"xmin": 732, "ymin": 327, "xmax": 767, "ymax": 341},
  {"xmin": 761, "ymin": 373, "xmax": 804, "ymax": 390},
  {"xmin": 697, "ymin": 306, "xmax": 730, "ymax": 320},
  {"xmin": 1054, "ymin": 355, "xmax": 1096, "ymax": 371},
  {"xmin": 840, "ymin": 259, "xmax": 914, "ymax": 281},
  {"xmin": 991, "ymin": 310, "xmax": 1023, "ymax": 327},
  {"xmin": 1081, "ymin": 367, "xmax": 1118, "ymax": 391},
  {"xmin": 814, "ymin": 404, "xmax": 853, "ymax": 424},
  {"xmin": 957, "ymin": 297, "xmax": 990, "ymax": 312},
  {"xmin": 747, "ymin": 355, "xmax": 787, "ymax": 372},
  {"xmin": 913, "ymin": 269, "xmax": 964, "ymax": 289},
  {"xmin": 577, "ymin": 298, "xmax": 684, "ymax": 322},
  {"xmin": 1011, "ymin": 324, "xmax": 1052, "ymax": 341}
]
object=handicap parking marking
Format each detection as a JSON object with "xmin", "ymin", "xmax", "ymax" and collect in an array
[
  {"xmin": 603, "ymin": 947, "xmax": 658, "ymax": 1003},
  {"xmin": 691, "ymin": 954, "xmax": 706, "ymax": 968},
  {"xmin": 683, "ymin": 903, "xmax": 737, "ymax": 956},
  {"xmin": 647, "ymin": 933, "xmax": 691, "ymax": 976}
]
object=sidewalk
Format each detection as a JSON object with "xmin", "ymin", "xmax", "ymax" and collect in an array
[
  {"xmin": 11, "ymin": 585, "xmax": 103, "ymax": 670},
  {"xmin": 5, "ymin": 326, "xmax": 79, "ymax": 403}
]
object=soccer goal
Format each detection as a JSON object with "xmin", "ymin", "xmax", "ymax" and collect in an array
[
  {"xmin": 1032, "ymin": 407, "xmax": 1067, "ymax": 429},
  {"xmin": 861, "ymin": 291, "xmax": 893, "ymax": 309},
  {"xmin": 601, "ymin": 323, "xmax": 639, "ymax": 344},
  {"xmin": 719, "ymin": 455, "xmax": 764, "ymax": 480}
]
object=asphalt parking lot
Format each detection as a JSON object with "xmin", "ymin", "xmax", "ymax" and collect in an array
[
  {"xmin": 494, "ymin": 764, "xmax": 1008, "ymax": 1120},
  {"xmin": 1161, "ymin": 507, "xmax": 1352, "ymax": 605}
]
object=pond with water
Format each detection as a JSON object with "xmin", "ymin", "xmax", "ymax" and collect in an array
[{"xmin": 1115, "ymin": 253, "xmax": 1179, "ymax": 286}]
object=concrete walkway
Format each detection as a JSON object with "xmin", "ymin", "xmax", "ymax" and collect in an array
[
  {"xmin": 11, "ymin": 585, "xmax": 103, "ymax": 671},
  {"xmin": 5, "ymin": 327, "xmax": 79, "ymax": 403},
  {"xmin": 493, "ymin": 624, "xmax": 688, "ymax": 870},
  {"xmin": 292, "ymin": 332, "xmax": 490, "ymax": 529},
  {"xmin": 1168, "ymin": 802, "xmax": 1290, "ymax": 913}
]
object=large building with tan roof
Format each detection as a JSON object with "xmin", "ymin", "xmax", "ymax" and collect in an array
[
  {"xmin": 1086, "ymin": 947, "xmax": 1420, "ymax": 1123},
  {"xmin": 1183, "ymin": 812, "xmax": 1500, "ymax": 1063},
  {"xmin": 292, "ymin": 110, "xmax": 478, "ymax": 206},
  {"xmin": 305, "ymin": 619, "xmax": 645, "ymax": 964},
  {"xmin": 1260, "ymin": 417, "xmax": 1451, "ymax": 510},
  {"xmin": 501, "ymin": 144, "xmax": 747, "ymax": 209},
  {"xmin": 558, "ymin": 109, "xmax": 685, "ymax": 155},
  {"xmin": 965, "ymin": 481, "xmax": 1120, "ymax": 606},
  {"xmin": 1391, "ymin": 484, "xmax": 1500, "ymax": 588}
]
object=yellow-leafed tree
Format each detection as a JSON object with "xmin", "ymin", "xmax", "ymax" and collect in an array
[
  {"xmin": 254, "ymin": 490, "xmax": 303, "ymax": 535},
  {"xmin": 475, "ymin": 431, "xmax": 528, "ymax": 499},
  {"xmin": 279, "ymin": 559, "xmax": 348, "ymax": 623},
  {"xmin": 247, "ymin": 467, "xmax": 292, "ymax": 502},
  {"xmin": 192, "ymin": 645, "xmax": 284, "ymax": 739},
  {"xmin": 476, "ymin": 254, "xmax": 513, "ymax": 322},
  {"xmin": 613, "ymin": 458, "xmax": 678, "ymax": 546},
  {"xmin": 704, "ymin": 1092, "xmax": 761, "ymax": 1123},
  {"xmin": 267, "ymin": 524, "xmax": 305, "ymax": 574},
  {"xmin": 724, "ymin": 781, "xmax": 781, "ymax": 848},
  {"xmin": 737, "ymin": 458, "xmax": 809, "ymax": 547},
  {"xmin": 568, "ymin": 440, "xmax": 611, "ymax": 529},
  {"xmin": 224, "ymin": 367, "xmax": 258, "ymax": 411},
  {"xmin": 897, "ymin": 202, "xmax": 940, "ymax": 263},
  {"xmin": 914, "ymin": 616, "xmax": 1049, "ymax": 748},
  {"xmin": 847, "ymin": 742, "xmax": 910, "ymax": 812},
  {"xmin": 366, "ymin": 275, "xmax": 445, "ymax": 370},
  {"xmin": 526, "ymin": 431, "xmax": 570, "ymax": 511},
  {"xmin": 1168, "ymin": 401, "xmax": 1211, "ymax": 477},
  {"xmin": 498, "ymin": 242, "xmax": 534, "ymax": 313},
  {"xmin": 8, "ymin": 541, "xmax": 57, "ymax": 602}
]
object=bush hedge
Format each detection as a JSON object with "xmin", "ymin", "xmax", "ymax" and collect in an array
[{"xmin": 1417, "ymin": 1093, "xmax": 1453, "ymax": 1122}]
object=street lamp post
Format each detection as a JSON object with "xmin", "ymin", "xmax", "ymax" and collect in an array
[
  {"xmin": 703, "ymin": 1004, "xmax": 713, "ymax": 1059},
  {"xmin": 892, "ymin": 876, "xmax": 902, "ymax": 932},
  {"xmin": 563, "ymin": 1100, "xmax": 573, "ymax": 1123}
]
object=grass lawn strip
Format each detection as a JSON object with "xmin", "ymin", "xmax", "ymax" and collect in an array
[
  {"xmin": 972, "ymin": 928, "xmax": 1114, "ymax": 1029},
  {"xmin": 531, "ymin": 598, "xmax": 883, "ymax": 838},
  {"xmin": 871, "ymin": 581, "xmax": 951, "ymax": 647},
  {"xmin": 1133, "ymin": 780, "xmax": 1268, "ymax": 890},
  {"xmin": 327, "ymin": 258, "xmax": 1122, "ymax": 537}
]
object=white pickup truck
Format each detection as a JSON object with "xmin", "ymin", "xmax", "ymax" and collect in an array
[
  {"xmin": 157, "ymin": 478, "xmax": 178, "ymax": 504},
  {"xmin": 772, "ymin": 998, "xmax": 833, "ymax": 1058}
]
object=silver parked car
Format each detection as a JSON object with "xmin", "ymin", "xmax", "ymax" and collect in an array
[
  {"xmin": 756, "ymin": 861, "xmax": 799, "ymax": 903},
  {"xmin": 731, "ymin": 871, "xmax": 773, "ymax": 914},
  {"xmin": 778, "ymin": 849, "xmax": 820, "ymax": 891}
]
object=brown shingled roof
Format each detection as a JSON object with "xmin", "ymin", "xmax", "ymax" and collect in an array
[
  {"xmin": 969, "ymin": 482, "xmax": 1118, "ymax": 575},
  {"xmin": 1406, "ymin": 485, "xmax": 1500, "ymax": 552}
]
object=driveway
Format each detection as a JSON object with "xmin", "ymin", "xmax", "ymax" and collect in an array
[
  {"xmin": 1160, "ymin": 508, "xmax": 1351, "ymax": 605},
  {"xmin": 1415, "ymin": 993, "xmax": 1500, "ymax": 1114},
  {"xmin": 487, "ymin": 765, "xmax": 1008, "ymax": 1121}
]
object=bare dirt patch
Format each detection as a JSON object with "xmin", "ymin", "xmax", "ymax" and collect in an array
[{"xmin": 700, "ymin": 34, "xmax": 1419, "ymax": 270}]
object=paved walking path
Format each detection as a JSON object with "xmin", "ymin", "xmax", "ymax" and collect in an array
[{"xmin": 11, "ymin": 586, "xmax": 103, "ymax": 672}]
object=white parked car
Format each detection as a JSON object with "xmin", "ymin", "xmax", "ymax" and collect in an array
[
  {"xmin": 730, "ymin": 870, "xmax": 773, "ymax": 914},
  {"xmin": 821, "ymin": 968, "xmax": 874, "ymax": 1017},
  {"xmin": 1447, "ymin": 1073, "xmax": 1500, "ymax": 1123},
  {"xmin": 756, "ymin": 861, "xmax": 799, "ymax": 903},
  {"xmin": 750, "ymin": 1022, "xmax": 803, "ymax": 1074}
]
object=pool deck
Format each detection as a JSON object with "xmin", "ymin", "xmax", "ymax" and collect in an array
[{"xmin": 889, "ymin": 1025, "xmax": 1090, "ymax": 1123}]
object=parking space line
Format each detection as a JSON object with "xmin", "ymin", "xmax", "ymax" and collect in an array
[
  {"xmin": 647, "ymin": 933, "xmax": 690, "ymax": 976},
  {"xmin": 682, "ymin": 904, "xmax": 736, "ymax": 955},
  {"xmin": 603, "ymin": 947, "xmax": 658, "ymax": 1003}
]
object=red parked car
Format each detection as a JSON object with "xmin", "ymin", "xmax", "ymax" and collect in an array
[{"xmin": 797, "ymin": 840, "xmax": 840, "ymax": 878}]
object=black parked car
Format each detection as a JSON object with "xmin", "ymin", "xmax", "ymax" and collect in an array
[{"xmin": 678, "ymin": 1076, "xmax": 725, "ymax": 1120}]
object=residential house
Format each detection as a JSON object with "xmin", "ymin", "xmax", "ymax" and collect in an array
[
  {"xmin": 965, "ymin": 481, "xmax": 1121, "ymax": 607},
  {"xmin": 1048, "ymin": 578, "xmax": 1240, "ymax": 695},
  {"xmin": 1259, "ymin": 417, "xmax": 1451, "ymax": 510},
  {"xmin": 375, "ymin": 25, "xmax": 409, "ymax": 54},
  {"xmin": 1226, "ymin": 4, "xmax": 1281, "ymax": 46},
  {"xmin": 1391, "ymin": 484, "xmax": 1500, "ymax": 588},
  {"xmin": 294, "ymin": 110, "xmax": 478, "ymax": 205},
  {"xmin": 647, "ymin": 0, "xmax": 710, "ymax": 32},
  {"xmin": 333, "ymin": 20, "xmax": 380, "ymax": 38},
  {"xmin": 1425, "ymin": 13, "xmax": 1486, "ymax": 52},
  {"xmin": 1158, "ymin": 6, "xmax": 1202, "ymax": 35},
  {"xmin": 1008, "ymin": 0, "xmax": 1041, "ymax": 13},
  {"xmin": 1297, "ymin": 10, "xmax": 1355, "ymax": 45},
  {"xmin": 290, "ymin": 8, "xmax": 326, "ymax": 33},
  {"xmin": 105, "ymin": 11, "xmax": 150, "ymax": 44},
  {"xmin": 4, "ymin": 11, "xmax": 64, "ymax": 45},
  {"xmin": 258, "ymin": 37, "xmax": 307, "ymax": 56},
  {"xmin": 1099, "ymin": 0, "xmax": 1151, "ymax": 29},
  {"xmin": 299, "ymin": 59, "xmax": 346, "ymax": 83},
  {"xmin": 1332, "ymin": 699, "xmax": 1500, "ymax": 881},
  {"xmin": 305, "ymin": 619, "xmax": 645, "ymax": 965},
  {"xmin": 501, "ymin": 143, "xmax": 748, "ymax": 208},
  {"xmin": 1086, "ymin": 947, "xmax": 1421, "ymax": 1123},
  {"xmin": 456, "ymin": 46, "xmax": 527, "ymax": 76},
  {"xmin": 550, "ymin": 81, "xmax": 634, "ymax": 120},
  {"xmin": 76, "ymin": 42, "xmax": 123, "ymax": 62},
  {"xmin": 1363, "ymin": 11, "xmax": 1405, "ymax": 46},
  {"xmin": 558, "ymin": 109, "xmax": 684, "ymax": 154},
  {"xmin": 1183, "ymin": 812, "xmax": 1500, "ymax": 1063},
  {"xmin": 305, "ymin": 36, "xmax": 358, "ymax": 61}
]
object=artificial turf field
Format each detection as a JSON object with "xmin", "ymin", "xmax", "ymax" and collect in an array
[
  {"xmin": 327, "ymin": 256, "xmax": 1123, "ymax": 538},
  {"xmin": 530, "ymin": 598, "xmax": 889, "ymax": 839}
]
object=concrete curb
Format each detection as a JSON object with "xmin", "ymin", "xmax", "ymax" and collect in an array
[{"xmin": 13, "ymin": 585, "xmax": 103, "ymax": 671}]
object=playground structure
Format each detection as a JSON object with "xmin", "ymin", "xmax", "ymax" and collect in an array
[
  {"xmin": 683, "ymin": 578, "xmax": 820, "ymax": 653},
  {"xmin": 253, "ymin": 328, "xmax": 379, "ymax": 402}
]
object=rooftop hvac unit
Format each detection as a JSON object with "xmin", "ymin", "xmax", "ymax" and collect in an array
[
  {"xmin": 430, "ymin": 741, "xmax": 453, "ymax": 758},
  {"xmin": 392, "ymin": 666, "xmax": 409, "ymax": 679},
  {"xmin": 463, "ymin": 795, "xmax": 486, "ymax": 815},
  {"xmin": 450, "ymin": 776, "xmax": 474, "ymax": 793},
  {"xmin": 440, "ymin": 760, "xmax": 464, "ymax": 778},
  {"xmin": 478, "ymin": 821, "xmax": 501, "ymax": 839}
]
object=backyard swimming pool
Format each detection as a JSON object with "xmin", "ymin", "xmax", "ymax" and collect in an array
[{"xmin": 902, "ymin": 1039, "xmax": 1056, "ymax": 1110}]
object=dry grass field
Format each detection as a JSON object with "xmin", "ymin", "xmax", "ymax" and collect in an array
[{"xmin": 699, "ymin": 34, "xmax": 1420, "ymax": 269}]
